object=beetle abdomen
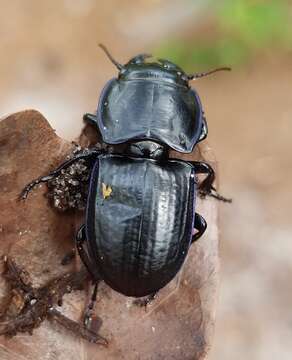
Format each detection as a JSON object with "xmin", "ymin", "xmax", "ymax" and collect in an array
[{"xmin": 86, "ymin": 154, "xmax": 196, "ymax": 297}]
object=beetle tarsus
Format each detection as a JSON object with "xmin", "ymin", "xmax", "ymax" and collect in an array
[
  {"xmin": 190, "ymin": 161, "xmax": 232, "ymax": 203},
  {"xmin": 83, "ymin": 282, "xmax": 99, "ymax": 330},
  {"xmin": 199, "ymin": 186, "xmax": 232, "ymax": 203},
  {"xmin": 19, "ymin": 174, "xmax": 54, "ymax": 200},
  {"xmin": 133, "ymin": 292, "xmax": 157, "ymax": 309}
]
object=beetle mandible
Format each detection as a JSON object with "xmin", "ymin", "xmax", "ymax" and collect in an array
[{"xmin": 21, "ymin": 44, "xmax": 231, "ymax": 333}]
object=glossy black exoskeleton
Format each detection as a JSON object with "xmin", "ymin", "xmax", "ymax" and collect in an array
[
  {"xmin": 21, "ymin": 45, "xmax": 231, "ymax": 334},
  {"xmin": 85, "ymin": 45, "xmax": 230, "ymax": 153}
]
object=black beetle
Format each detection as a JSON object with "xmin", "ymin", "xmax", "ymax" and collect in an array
[{"xmin": 21, "ymin": 45, "xmax": 230, "ymax": 324}]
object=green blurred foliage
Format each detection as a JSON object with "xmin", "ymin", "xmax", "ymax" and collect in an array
[{"xmin": 158, "ymin": 0, "xmax": 292, "ymax": 70}]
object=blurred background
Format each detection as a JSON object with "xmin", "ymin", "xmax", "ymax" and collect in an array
[{"xmin": 0, "ymin": 0, "xmax": 291, "ymax": 358}]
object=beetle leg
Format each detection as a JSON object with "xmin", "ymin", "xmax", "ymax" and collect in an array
[
  {"xmin": 76, "ymin": 224, "xmax": 101, "ymax": 281},
  {"xmin": 190, "ymin": 161, "xmax": 232, "ymax": 203},
  {"xmin": 83, "ymin": 282, "xmax": 99, "ymax": 329},
  {"xmin": 75, "ymin": 225, "xmax": 103, "ymax": 331},
  {"xmin": 192, "ymin": 213, "xmax": 207, "ymax": 243},
  {"xmin": 132, "ymin": 292, "xmax": 157, "ymax": 309},
  {"xmin": 83, "ymin": 113, "xmax": 98, "ymax": 127},
  {"xmin": 20, "ymin": 147, "xmax": 101, "ymax": 200}
]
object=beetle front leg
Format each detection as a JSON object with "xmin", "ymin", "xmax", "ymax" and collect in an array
[
  {"xmin": 190, "ymin": 161, "xmax": 232, "ymax": 203},
  {"xmin": 132, "ymin": 292, "xmax": 158, "ymax": 309},
  {"xmin": 20, "ymin": 147, "xmax": 101, "ymax": 200},
  {"xmin": 20, "ymin": 173, "xmax": 59, "ymax": 200}
]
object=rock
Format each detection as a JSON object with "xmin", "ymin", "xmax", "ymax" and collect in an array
[{"xmin": 0, "ymin": 110, "xmax": 219, "ymax": 360}]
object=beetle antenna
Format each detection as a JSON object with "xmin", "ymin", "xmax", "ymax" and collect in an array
[
  {"xmin": 188, "ymin": 67, "xmax": 231, "ymax": 80},
  {"xmin": 98, "ymin": 44, "xmax": 124, "ymax": 71}
]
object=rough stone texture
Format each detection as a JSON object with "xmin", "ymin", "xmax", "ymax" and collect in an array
[{"xmin": 0, "ymin": 110, "xmax": 219, "ymax": 360}]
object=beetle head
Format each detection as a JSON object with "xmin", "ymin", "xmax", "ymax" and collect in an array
[
  {"xmin": 122, "ymin": 57, "xmax": 191, "ymax": 87},
  {"xmin": 99, "ymin": 44, "xmax": 231, "ymax": 87},
  {"xmin": 99, "ymin": 44, "xmax": 189, "ymax": 87}
]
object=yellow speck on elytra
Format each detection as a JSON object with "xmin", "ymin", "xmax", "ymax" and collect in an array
[{"xmin": 102, "ymin": 183, "xmax": 112, "ymax": 199}]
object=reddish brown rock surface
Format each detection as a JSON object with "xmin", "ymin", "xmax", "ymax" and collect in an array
[{"xmin": 0, "ymin": 110, "xmax": 219, "ymax": 360}]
